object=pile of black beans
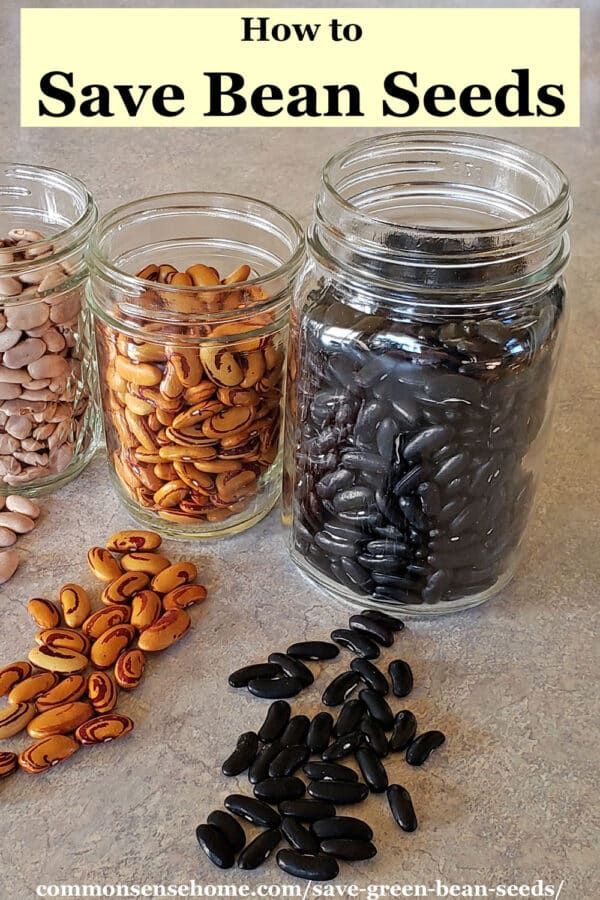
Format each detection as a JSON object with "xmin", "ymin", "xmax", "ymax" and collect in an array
[
  {"xmin": 290, "ymin": 280, "xmax": 564, "ymax": 608},
  {"xmin": 195, "ymin": 609, "xmax": 446, "ymax": 880}
]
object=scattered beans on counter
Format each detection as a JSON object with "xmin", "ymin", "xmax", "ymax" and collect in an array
[
  {"xmin": 0, "ymin": 495, "xmax": 41, "ymax": 584},
  {"xmin": 0, "ymin": 529, "xmax": 207, "ymax": 775},
  {"xmin": 196, "ymin": 609, "xmax": 447, "ymax": 880}
]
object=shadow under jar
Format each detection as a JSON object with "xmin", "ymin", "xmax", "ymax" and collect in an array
[
  {"xmin": 0, "ymin": 163, "xmax": 100, "ymax": 494},
  {"xmin": 88, "ymin": 192, "xmax": 303, "ymax": 538},
  {"xmin": 286, "ymin": 131, "xmax": 571, "ymax": 614}
]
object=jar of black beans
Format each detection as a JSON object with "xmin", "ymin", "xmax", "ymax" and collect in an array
[{"xmin": 284, "ymin": 131, "xmax": 571, "ymax": 614}]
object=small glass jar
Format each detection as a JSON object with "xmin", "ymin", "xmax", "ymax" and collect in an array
[
  {"xmin": 88, "ymin": 192, "xmax": 303, "ymax": 538},
  {"xmin": 286, "ymin": 132, "xmax": 571, "ymax": 614},
  {"xmin": 0, "ymin": 163, "xmax": 99, "ymax": 495}
]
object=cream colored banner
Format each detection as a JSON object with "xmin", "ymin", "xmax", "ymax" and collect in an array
[{"xmin": 21, "ymin": 8, "xmax": 580, "ymax": 127}]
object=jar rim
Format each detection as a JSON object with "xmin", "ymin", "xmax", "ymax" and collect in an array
[
  {"xmin": 321, "ymin": 130, "xmax": 571, "ymax": 242},
  {"xmin": 0, "ymin": 162, "xmax": 97, "ymax": 275},
  {"xmin": 88, "ymin": 190, "xmax": 304, "ymax": 300}
]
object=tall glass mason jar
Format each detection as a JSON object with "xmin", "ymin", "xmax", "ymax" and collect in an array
[
  {"xmin": 0, "ymin": 163, "xmax": 99, "ymax": 495},
  {"xmin": 88, "ymin": 192, "xmax": 303, "ymax": 539},
  {"xmin": 286, "ymin": 132, "xmax": 571, "ymax": 614}
]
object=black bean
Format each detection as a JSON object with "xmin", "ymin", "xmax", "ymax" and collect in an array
[
  {"xmin": 206, "ymin": 810, "xmax": 246, "ymax": 854},
  {"xmin": 308, "ymin": 780, "xmax": 369, "ymax": 805},
  {"xmin": 224, "ymin": 794, "xmax": 281, "ymax": 828},
  {"xmin": 355, "ymin": 745, "xmax": 388, "ymax": 793},
  {"xmin": 248, "ymin": 741, "xmax": 283, "ymax": 785},
  {"xmin": 280, "ymin": 715, "xmax": 311, "ymax": 747},
  {"xmin": 434, "ymin": 452, "xmax": 469, "ymax": 485},
  {"xmin": 228, "ymin": 663, "xmax": 282, "ymax": 688},
  {"xmin": 238, "ymin": 828, "xmax": 281, "ymax": 870},
  {"xmin": 340, "ymin": 557, "xmax": 373, "ymax": 590},
  {"xmin": 279, "ymin": 799, "xmax": 337, "ymax": 822},
  {"xmin": 365, "ymin": 539, "xmax": 409, "ymax": 558},
  {"xmin": 248, "ymin": 676, "xmax": 303, "ymax": 699},
  {"xmin": 438, "ymin": 497, "xmax": 468, "ymax": 524},
  {"xmin": 359, "ymin": 689, "xmax": 395, "ymax": 730},
  {"xmin": 376, "ymin": 417, "xmax": 398, "ymax": 461},
  {"xmin": 360, "ymin": 715, "xmax": 389, "ymax": 758},
  {"xmin": 422, "ymin": 569, "xmax": 452, "ymax": 604},
  {"xmin": 304, "ymin": 762, "xmax": 358, "ymax": 783},
  {"xmin": 390, "ymin": 392, "xmax": 420, "ymax": 428},
  {"xmin": 320, "ymin": 838, "xmax": 378, "ymax": 861},
  {"xmin": 350, "ymin": 658, "xmax": 389, "ymax": 695},
  {"xmin": 330, "ymin": 628, "xmax": 380, "ymax": 659},
  {"xmin": 334, "ymin": 486, "xmax": 375, "ymax": 512},
  {"xmin": 388, "ymin": 660, "xmax": 414, "ymax": 698},
  {"xmin": 322, "ymin": 731, "xmax": 364, "ymax": 762},
  {"xmin": 357, "ymin": 553, "xmax": 406, "ymax": 575},
  {"xmin": 269, "ymin": 745, "xmax": 309, "ymax": 778},
  {"xmin": 398, "ymin": 496, "xmax": 429, "ymax": 531},
  {"xmin": 268, "ymin": 653, "xmax": 314, "ymax": 687},
  {"xmin": 403, "ymin": 426, "xmax": 453, "ymax": 460},
  {"xmin": 222, "ymin": 731, "xmax": 259, "ymax": 777},
  {"xmin": 277, "ymin": 848, "xmax": 339, "ymax": 881},
  {"xmin": 335, "ymin": 698, "xmax": 366, "ymax": 737},
  {"xmin": 306, "ymin": 712, "xmax": 334, "ymax": 754},
  {"xmin": 359, "ymin": 609, "xmax": 405, "ymax": 632},
  {"xmin": 342, "ymin": 450, "xmax": 387, "ymax": 474},
  {"xmin": 425, "ymin": 373, "xmax": 482, "ymax": 405},
  {"xmin": 286, "ymin": 641, "xmax": 340, "ymax": 661},
  {"xmin": 257, "ymin": 700, "xmax": 291, "ymax": 743},
  {"xmin": 316, "ymin": 468, "xmax": 354, "ymax": 499},
  {"xmin": 417, "ymin": 481, "xmax": 441, "ymax": 516},
  {"xmin": 312, "ymin": 816, "xmax": 374, "ymax": 843},
  {"xmin": 254, "ymin": 777, "xmax": 306, "ymax": 803},
  {"xmin": 394, "ymin": 466, "xmax": 425, "ymax": 496},
  {"xmin": 315, "ymin": 531, "xmax": 360, "ymax": 557},
  {"xmin": 349, "ymin": 614, "xmax": 394, "ymax": 647},
  {"xmin": 322, "ymin": 671, "xmax": 360, "ymax": 707},
  {"xmin": 195, "ymin": 824, "xmax": 235, "ymax": 869},
  {"xmin": 281, "ymin": 817, "xmax": 320, "ymax": 854},
  {"xmin": 387, "ymin": 784, "xmax": 418, "ymax": 832},
  {"xmin": 406, "ymin": 730, "xmax": 446, "ymax": 765},
  {"xmin": 389, "ymin": 710, "xmax": 417, "ymax": 753}
]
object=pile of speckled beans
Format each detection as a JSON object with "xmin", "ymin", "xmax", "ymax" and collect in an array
[
  {"xmin": 0, "ymin": 530, "xmax": 207, "ymax": 775},
  {"xmin": 0, "ymin": 228, "xmax": 87, "ymax": 487}
]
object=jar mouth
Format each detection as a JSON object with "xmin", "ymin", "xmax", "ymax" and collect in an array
[
  {"xmin": 321, "ymin": 131, "xmax": 571, "ymax": 247},
  {"xmin": 0, "ymin": 162, "xmax": 97, "ymax": 277},
  {"xmin": 88, "ymin": 191, "xmax": 304, "ymax": 320}
]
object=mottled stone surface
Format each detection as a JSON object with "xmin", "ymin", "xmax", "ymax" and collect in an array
[{"xmin": 0, "ymin": 1, "xmax": 598, "ymax": 898}]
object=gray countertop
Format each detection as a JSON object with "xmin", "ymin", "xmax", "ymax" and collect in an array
[{"xmin": 1, "ymin": 2, "xmax": 598, "ymax": 898}]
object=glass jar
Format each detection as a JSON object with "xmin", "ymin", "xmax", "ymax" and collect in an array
[
  {"xmin": 88, "ymin": 192, "xmax": 303, "ymax": 538},
  {"xmin": 0, "ymin": 163, "xmax": 99, "ymax": 495},
  {"xmin": 286, "ymin": 132, "xmax": 571, "ymax": 614}
]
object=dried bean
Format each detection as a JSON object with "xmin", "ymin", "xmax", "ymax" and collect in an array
[
  {"xmin": 276, "ymin": 848, "xmax": 339, "ymax": 881},
  {"xmin": 257, "ymin": 700, "xmax": 291, "ymax": 743},
  {"xmin": 387, "ymin": 784, "xmax": 417, "ymax": 831},
  {"xmin": 224, "ymin": 794, "xmax": 281, "ymax": 828},
  {"xmin": 196, "ymin": 824, "xmax": 235, "ymax": 869},
  {"xmin": 286, "ymin": 641, "xmax": 339, "ymax": 661},
  {"xmin": 254, "ymin": 777, "xmax": 305, "ymax": 803},
  {"xmin": 406, "ymin": 730, "xmax": 446, "ymax": 765},
  {"xmin": 306, "ymin": 712, "xmax": 334, "ymax": 753},
  {"xmin": 238, "ymin": 828, "xmax": 281, "ymax": 870},
  {"xmin": 320, "ymin": 838, "xmax": 377, "ymax": 861},
  {"xmin": 222, "ymin": 731, "xmax": 260, "ymax": 776},
  {"xmin": 388, "ymin": 660, "xmax": 414, "ymax": 698},
  {"xmin": 206, "ymin": 810, "xmax": 246, "ymax": 854},
  {"xmin": 281, "ymin": 817, "xmax": 320, "ymax": 854}
]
